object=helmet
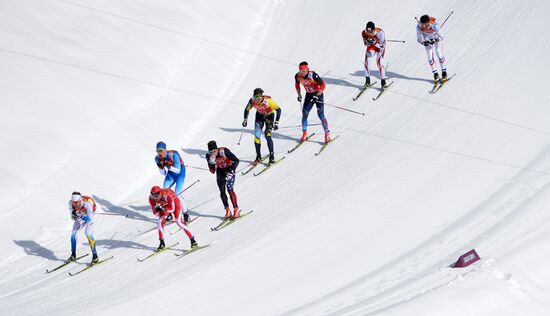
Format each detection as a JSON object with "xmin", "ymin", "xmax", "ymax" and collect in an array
[
  {"xmin": 253, "ymin": 88, "xmax": 264, "ymax": 98},
  {"xmin": 150, "ymin": 186, "xmax": 161, "ymax": 196},
  {"xmin": 366, "ymin": 21, "xmax": 375, "ymax": 31},
  {"xmin": 71, "ymin": 191, "xmax": 82, "ymax": 202},
  {"xmin": 207, "ymin": 140, "xmax": 217, "ymax": 152},
  {"xmin": 156, "ymin": 141, "xmax": 166, "ymax": 151},
  {"xmin": 420, "ymin": 15, "xmax": 430, "ymax": 24}
]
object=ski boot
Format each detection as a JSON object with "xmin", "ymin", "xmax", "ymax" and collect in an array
[
  {"xmin": 66, "ymin": 252, "xmax": 76, "ymax": 264},
  {"xmin": 233, "ymin": 207, "xmax": 241, "ymax": 219},
  {"xmin": 441, "ymin": 70, "xmax": 448, "ymax": 82},
  {"xmin": 433, "ymin": 72, "xmax": 440, "ymax": 84},
  {"xmin": 224, "ymin": 207, "xmax": 232, "ymax": 219},
  {"xmin": 300, "ymin": 131, "xmax": 308, "ymax": 142},
  {"xmin": 324, "ymin": 132, "xmax": 331, "ymax": 143},
  {"xmin": 253, "ymin": 155, "xmax": 262, "ymax": 166},
  {"xmin": 364, "ymin": 76, "xmax": 371, "ymax": 88},
  {"xmin": 381, "ymin": 79, "xmax": 387, "ymax": 89},
  {"xmin": 91, "ymin": 253, "xmax": 99, "ymax": 264},
  {"xmin": 183, "ymin": 212, "xmax": 190, "ymax": 223},
  {"xmin": 269, "ymin": 152, "xmax": 275, "ymax": 164},
  {"xmin": 157, "ymin": 239, "xmax": 165, "ymax": 251},
  {"xmin": 190, "ymin": 237, "xmax": 198, "ymax": 249}
]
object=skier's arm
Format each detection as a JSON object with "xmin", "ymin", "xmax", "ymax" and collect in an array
[
  {"xmin": 155, "ymin": 157, "xmax": 167, "ymax": 176},
  {"xmin": 433, "ymin": 23, "xmax": 444, "ymax": 41},
  {"xmin": 312, "ymin": 72, "xmax": 326, "ymax": 93},
  {"xmin": 268, "ymin": 98, "xmax": 282, "ymax": 122},
  {"xmin": 68, "ymin": 201, "xmax": 77, "ymax": 219},
  {"xmin": 164, "ymin": 195, "xmax": 175, "ymax": 213},
  {"xmin": 376, "ymin": 30, "xmax": 386, "ymax": 50},
  {"xmin": 206, "ymin": 154, "xmax": 216, "ymax": 174},
  {"xmin": 362, "ymin": 31, "xmax": 368, "ymax": 46},
  {"xmin": 167, "ymin": 153, "xmax": 181, "ymax": 174},
  {"xmin": 416, "ymin": 25, "xmax": 424, "ymax": 43},
  {"xmin": 294, "ymin": 74, "xmax": 301, "ymax": 95},
  {"xmin": 224, "ymin": 148, "xmax": 240, "ymax": 171},
  {"xmin": 81, "ymin": 202, "xmax": 94, "ymax": 222},
  {"xmin": 243, "ymin": 100, "xmax": 253, "ymax": 120}
]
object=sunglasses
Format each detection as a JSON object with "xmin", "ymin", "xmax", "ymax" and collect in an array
[{"xmin": 156, "ymin": 148, "xmax": 166, "ymax": 153}]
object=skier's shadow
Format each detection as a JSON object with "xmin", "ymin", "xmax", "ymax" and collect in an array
[
  {"xmin": 181, "ymin": 148, "xmax": 208, "ymax": 159},
  {"xmin": 13, "ymin": 240, "xmax": 62, "ymax": 261},
  {"xmin": 97, "ymin": 238, "xmax": 150, "ymax": 251},
  {"xmin": 323, "ymin": 76, "xmax": 364, "ymax": 89},
  {"xmin": 93, "ymin": 195, "xmax": 155, "ymax": 224},
  {"xmin": 349, "ymin": 70, "xmax": 433, "ymax": 84}
]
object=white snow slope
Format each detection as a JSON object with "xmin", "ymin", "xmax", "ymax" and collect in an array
[{"xmin": 2, "ymin": 0, "xmax": 550, "ymax": 315}]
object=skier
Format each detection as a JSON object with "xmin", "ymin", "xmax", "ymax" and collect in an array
[
  {"xmin": 67, "ymin": 192, "xmax": 99, "ymax": 264},
  {"xmin": 294, "ymin": 61, "xmax": 331, "ymax": 143},
  {"xmin": 205, "ymin": 140, "xmax": 241, "ymax": 219},
  {"xmin": 416, "ymin": 14, "xmax": 448, "ymax": 83},
  {"xmin": 242, "ymin": 87, "xmax": 282, "ymax": 164},
  {"xmin": 154, "ymin": 141, "xmax": 190, "ymax": 222},
  {"xmin": 361, "ymin": 21, "xmax": 387, "ymax": 88},
  {"xmin": 148, "ymin": 185, "xmax": 197, "ymax": 250}
]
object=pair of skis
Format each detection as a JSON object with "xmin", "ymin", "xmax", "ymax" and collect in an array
[
  {"xmin": 210, "ymin": 210, "xmax": 254, "ymax": 231},
  {"xmin": 353, "ymin": 81, "xmax": 393, "ymax": 101},
  {"xmin": 240, "ymin": 155, "xmax": 285, "ymax": 177},
  {"xmin": 46, "ymin": 254, "xmax": 115, "ymax": 276},
  {"xmin": 429, "ymin": 73, "xmax": 456, "ymax": 94},
  {"xmin": 137, "ymin": 241, "xmax": 211, "ymax": 261}
]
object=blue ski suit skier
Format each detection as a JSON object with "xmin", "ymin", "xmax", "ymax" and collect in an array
[
  {"xmin": 67, "ymin": 192, "xmax": 98, "ymax": 264},
  {"xmin": 154, "ymin": 141, "xmax": 189, "ymax": 222}
]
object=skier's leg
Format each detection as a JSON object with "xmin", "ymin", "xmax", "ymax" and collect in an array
[
  {"xmin": 434, "ymin": 41, "xmax": 446, "ymax": 71},
  {"xmin": 425, "ymin": 45, "xmax": 437, "ymax": 73},
  {"xmin": 301, "ymin": 94, "xmax": 314, "ymax": 132},
  {"xmin": 376, "ymin": 51, "xmax": 386, "ymax": 80},
  {"xmin": 226, "ymin": 172, "xmax": 238, "ymax": 209},
  {"xmin": 364, "ymin": 50, "xmax": 372, "ymax": 78},
  {"xmin": 163, "ymin": 173, "xmax": 176, "ymax": 190},
  {"xmin": 315, "ymin": 94, "xmax": 330, "ymax": 133},
  {"xmin": 254, "ymin": 115, "xmax": 264, "ymax": 158},
  {"xmin": 174, "ymin": 210, "xmax": 194, "ymax": 239},
  {"xmin": 217, "ymin": 173, "xmax": 229, "ymax": 208},
  {"xmin": 70, "ymin": 220, "xmax": 82, "ymax": 256},
  {"xmin": 83, "ymin": 221, "xmax": 97, "ymax": 255},
  {"xmin": 174, "ymin": 166, "xmax": 186, "ymax": 196},
  {"xmin": 157, "ymin": 215, "xmax": 167, "ymax": 240},
  {"xmin": 264, "ymin": 114, "xmax": 274, "ymax": 154}
]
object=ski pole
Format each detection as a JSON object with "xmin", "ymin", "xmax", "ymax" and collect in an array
[
  {"xmin": 440, "ymin": 10, "xmax": 454, "ymax": 28},
  {"xmin": 237, "ymin": 127, "xmax": 244, "ymax": 145},
  {"xmin": 180, "ymin": 179, "xmax": 200, "ymax": 194},
  {"xmin": 184, "ymin": 164, "xmax": 210, "ymax": 171},
  {"xmin": 324, "ymin": 102, "xmax": 365, "ymax": 116},
  {"xmin": 278, "ymin": 123, "xmax": 321, "ymax": 130},
  {"xmin": 387, "ymin": 39, "xmax": 405, "ymax": 43},
  {"xmin": 96, "ymin": 212, "xmax": 128, "ymax": 217}
]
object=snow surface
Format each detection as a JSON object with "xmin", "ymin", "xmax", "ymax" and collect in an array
[{"xmin": 1, "ymin": 0, "xmax": 550, "ymax": 315}]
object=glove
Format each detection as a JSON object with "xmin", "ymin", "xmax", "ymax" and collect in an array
[
  {"xmin": 225, "ymin": 170, "xmax": 235, "ymax": 181},
  {"xmin": 273, "ymin": 121, "xmax": 279, "ymax": 131},
  {"xmin": 155, "ymin": 204, "xmax": 165, "ymax": 214},
  {"xmin": 183, "ymin": 212, "xmax": 189, "ymax": 223},
  {"xmin": 429, "ymin": 39, "xmax": 435, "ymax": 45},
  {"xmin": 71, "ymin": 210, "xmax": 78, "ymax": 220},
  {"xmin": 242, "ymin": 118, "xmax": 247, "ymax": 127},
  {"xmin": 156, "ymin": 161, "xmax": 164, "ymax": 168},
  {"xmin": 434, "ymin": 38, "xmax": 440, "ymax": 43},
  {"xmin": 166, "ymin": 214, "xmax": 173, "ymax": 221},
  {"xmin": 366, "ymin": 38, "xmax": 374, "ymax": 44},
  {"xmin": 297, "ymin": 95, "xmax": 302, "ymax": 102},
  {"xmin": 312, "ymin": 95, "xmax": 320, "ymax": 102},
  {"xmin": 422, "ymin": 41, "xmax": 430, "ymax": 46}
]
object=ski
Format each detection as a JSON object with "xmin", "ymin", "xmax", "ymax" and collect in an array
[
  {"xmin": 371, "ymin": 81, "xmax": 394, "ymax": 101},
  {"xmin": 352, "ymin": 81, "xmax": 378, "ymax": 101},
  {"xmin": 46, "ymin": 254, "xmax": 89, "ymax": 273},
  {"xmin": 315, "ymin": 135, "xmax": 340, "ymax": 156},
  {"xmin": 174, "ymin": 244, "xmax": 211, "ymax": 257},
  {"xmin": 253, "ymin": 156, "xmax": 286, "ymax": 176},
  {"xmin": 429, "ymin": 73, "xmax": 456, "ymax": 94},
  {"xmin": 137, "ymin": 242, "xmax": 179, "ymax": 262},
  {"xmin": 241, "ymin": 155, "xmax": 269, "ymax": 175},
  {"xmin": 68, "ymin": 256, "xmax": 114, "ymax": 276},
  {"xmin": 211, "ymin": 210, "xmax": 254, "ymax": 231},
  {"xmin": 287, "ymin": 133, "xmax": 316, "ymax": 153}
]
